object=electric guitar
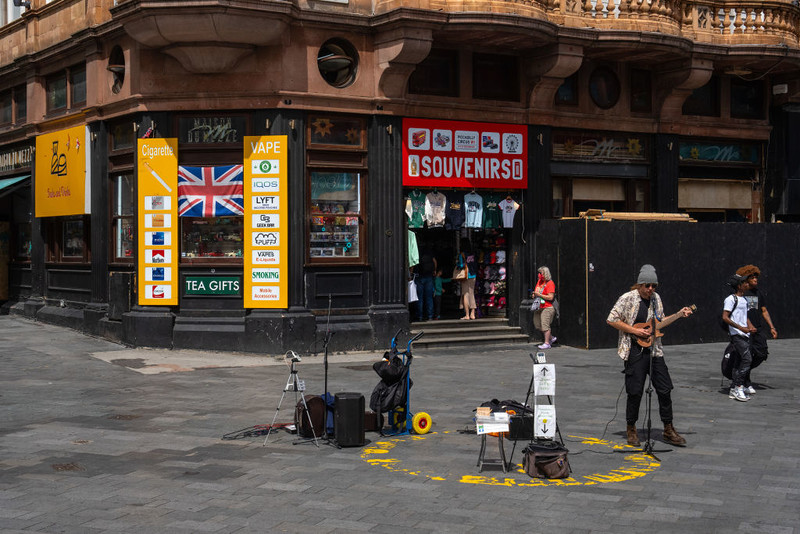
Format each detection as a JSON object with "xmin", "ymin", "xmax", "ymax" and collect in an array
[{"xmin": 633, "ymin": 304, "xmax": 696, "ymax": 347}]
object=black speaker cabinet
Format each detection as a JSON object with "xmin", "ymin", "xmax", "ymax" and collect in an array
[
  {"xmin": 334, "ymin": 392, "xmax": 365, "ymax": 447},
  {"xmin": 509, "ymin": 414, "xmax": 535, "ymax": 440}
]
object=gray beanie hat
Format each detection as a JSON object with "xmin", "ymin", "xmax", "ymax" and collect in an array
[{"xmin": 637, "ymin": 264, "xmax": 658, "ymax": 285}]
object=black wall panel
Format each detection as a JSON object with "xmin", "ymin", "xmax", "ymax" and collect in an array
[{"xmin": 540, "ymin": 220, "xmax": 800, "ymax": 349}]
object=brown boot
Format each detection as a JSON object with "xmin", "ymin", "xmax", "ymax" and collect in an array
[
  {"xmin": 626, "ymin": 424, "xmax": 640, "ymax": 447},
  {"xmin": 663, "ymin": 423, "xmax": 687, "ymax": 447}
]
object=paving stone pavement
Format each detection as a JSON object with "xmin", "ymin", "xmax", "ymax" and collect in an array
[{"xmin": 1, "ymin": 315, "xmax": 798, "ymax": 533}]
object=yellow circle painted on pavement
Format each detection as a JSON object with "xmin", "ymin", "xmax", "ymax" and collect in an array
[{"xmin": 360, "ymin": 432, "xmax": 660, "ymax": 487}]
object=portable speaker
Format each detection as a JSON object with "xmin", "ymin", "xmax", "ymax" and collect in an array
[
  {"xmin": 334, "ymin": 392, "xmax": 365, "ymax": 447},
  {"xmin": 509, "ymin": 414, "xmax": 535, "ymax": 440}
]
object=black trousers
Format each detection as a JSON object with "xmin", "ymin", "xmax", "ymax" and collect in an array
[{"xmin": 624, "ymin": 347, "xmax": 674, "ymax": 425}]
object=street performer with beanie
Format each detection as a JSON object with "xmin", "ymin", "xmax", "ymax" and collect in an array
[{"xmin": 607, "ymin": 264, "xmax": 694, "ymax": 447}]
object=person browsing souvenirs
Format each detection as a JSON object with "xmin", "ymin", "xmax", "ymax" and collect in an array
[{"xmin": 607, "ymin": 264, "xmax": 694, "ymax": 447}]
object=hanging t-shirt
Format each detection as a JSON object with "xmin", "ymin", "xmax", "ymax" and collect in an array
[
  {"xmin": 406, "ymin": 190, "xmax": 426, "ymax": 228},
  {"xmin": 408, "ymin": 229, "xmax": 419, "ymax": 268},
  {"xmin": 499, "ymin": 197, "xmax": 520, "ymax": 228},
  {"xmin": 445, "ymin": 191, "xmax": 465, "ymax": 230},
  {"xmin": 425, "ymin": 191, "xmax": 447, "ymax": 228},
  {"xmin": 463, "ymin": 192, "xmax": 483, "ymax": 228},
  {"xmin": 482, "ymin": 193, "xmax": 503, "ymax": 229}
]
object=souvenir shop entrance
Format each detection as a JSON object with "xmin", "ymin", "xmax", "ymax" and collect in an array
[
  {"xmin": 401, "ymin": 117, "xmax": 529, "ymax": 322},
  {"xmin": 406, "ymin": 187, "xmax": 519, "ymax": 321}
]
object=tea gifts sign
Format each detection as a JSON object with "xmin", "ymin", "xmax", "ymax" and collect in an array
[
  {"xmin": 137, "ymin": 139, "xmax": 179, "ymax": 305},
  {"xmin": 243, "ymin": 136, "xmax": 288, "ymax": 308}
]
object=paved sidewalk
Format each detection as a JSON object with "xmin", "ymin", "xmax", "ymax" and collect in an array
[{"xmin": 1, "ymin": 315, "xmax": 798, "ymax": 533}]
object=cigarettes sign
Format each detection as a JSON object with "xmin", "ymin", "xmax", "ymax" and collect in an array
[
  {"xmin": 137, "ymin": 138, "xmax": 179, "ymax": 306},
  {"xmin": 402, "ymin": 118, "xmax": 527, "ymax": 189}
]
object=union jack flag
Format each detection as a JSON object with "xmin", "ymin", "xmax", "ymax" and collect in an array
[{"xmin": 178, "ymin": 165, "xmax": 244, "ymax": 217}]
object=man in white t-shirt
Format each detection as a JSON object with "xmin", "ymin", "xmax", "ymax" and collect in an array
[{"xmin": 722, "ymin": 274, "xmax": 757, "ymax": 402}]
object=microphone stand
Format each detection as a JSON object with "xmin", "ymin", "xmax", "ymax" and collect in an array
[
  {"xmin": 637, "ymin": 297, "xmax": 670, "ymax": 461},
  {"xmin": 320, "ymin": 294, "xmax": 338, "ymax": 448}
]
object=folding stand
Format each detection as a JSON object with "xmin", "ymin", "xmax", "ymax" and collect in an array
[
  {"xmin": 506, "ymin": 353, "xmax": 565, "ymax": 469},
  {"xmin": 263, "ymin": 352, "xmax": 319, "ymax": 447}
]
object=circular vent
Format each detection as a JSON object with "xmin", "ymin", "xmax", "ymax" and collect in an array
[
  {"xmin": 317, "ymin": 39, "xmax": 358, "ymax": 88},
  {"xmin": 107, "ymin": 46, "xmax": 125, "ymax": 94}
]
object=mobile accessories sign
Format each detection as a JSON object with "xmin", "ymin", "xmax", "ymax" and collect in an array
[
  {"xmin": 243, "ymin": 135, "xmax": 288, "ymax": 308},
  {"xmin": 402, "ymin": 118, "xmax": 528, "ymax": 189},
  {"xmin": 34, "ymin": 125, "xmax": 90, "ymax": 217},
  {"xmin": 137, "ymin": 138, "xmax": 179, "ymax": 306}
]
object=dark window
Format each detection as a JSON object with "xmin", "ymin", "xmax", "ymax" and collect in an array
[
  {"xmin": 0, "ymin": 89, "xmax": 10, "ymax": 125},
  {"xmin": 408, "ymin": 49, "xmax": 459, "ymax": 97},
  {"xmin": 555, "ymin": 74, "xmax": 578, "ymax": 106},
  {"xmin": 70, "ymin": 65, "xmax": 86, "ymax": 106},
  {"xmin": 46, "ymin": 72, "xmax": 68, "ymax": 112},
  {"xmin": 46, "ymin": 64, "xmax": 87, "ymax": 114},
  {"xmin": 14, "ymin": 85, "xmax": 26, "ymax": 124},
  {"xmin": 630, "ymin": 69, "xmax": 652, "ymax": 113},
  {"xmin": 731, "ymin": 78, "xmax": 765, "ymax": 120},
  {"xmin": 180, "ymin": 217, "xmax": 244, "ymax": 261},
  {"xmin": 46, "ymin": 216, "xmax": 91, "ymax": 263},
  {"xmin": 589, "ymin": 66, "xmax": 621, "ymax": 110},
  {"xmin": 473, "ymin": 53, "xmax": 519, "ymax": 101},
  {"xmin": 12, "ymin": 189, "xmax": 32, "ymax": 261},
  {"xmin": 682, "ymin": 76, "xmax": 720, "ymax": 117},
  {"xmin": 110, "ymin": 121, "xmax": 135, "ymax": 151},
  {"xmin": 111, "ymin": 173, "xmax": 135, "ymax": 262}
]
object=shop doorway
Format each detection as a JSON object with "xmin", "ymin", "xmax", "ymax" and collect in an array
[{"xmin": 410, "ymin": 227, "xmax": 509, "ymax": 321}]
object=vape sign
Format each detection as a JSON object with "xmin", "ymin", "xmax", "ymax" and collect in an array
[{"xmin": 403, "ymin": 118, "xmax": 527, "ymax": 189}]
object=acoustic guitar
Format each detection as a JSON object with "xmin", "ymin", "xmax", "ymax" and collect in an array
[{"xmin": 633, "ymin": 304, "xmax": 696, "ymax": 347}]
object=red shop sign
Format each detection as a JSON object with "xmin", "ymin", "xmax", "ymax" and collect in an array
[{"xmin": 402, "ymin": 118, "xmax": 527, "ymax": 189}]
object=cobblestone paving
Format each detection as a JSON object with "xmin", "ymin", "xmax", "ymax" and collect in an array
[{"xmin": 1, "ymin": 316, "xmax": 798, "ymax": 533}]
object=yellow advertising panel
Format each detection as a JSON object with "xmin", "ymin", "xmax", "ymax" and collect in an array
[
  {"xmin": 35, "ymin": 125, "xmax": 90, "ymax": 217},
  {"xmin": 137, "ymin": 139, "xmax": 179, "ymax": 306},
  {"xmin": 244, "ymin": 136, "xmax": 288, "ymax": 308}
]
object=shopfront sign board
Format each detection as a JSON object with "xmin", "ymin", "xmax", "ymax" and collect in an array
[
  {"xmin": 402, "ymin": 118, "xmax": 527, "ymax": 189},
  {"xmin": 35, "ymin": 125, "xmax": 90, "ymax": 217},
  {"xmin": 184, "ymin": 275, "xmax": 242, "ymax": 296},
  {"xmin": 137, "ymin": 138, "xmax": 179, "ymax": 306},
  {"xmin": 243, "ymin": 136, "xmax": 288, "ymax": 308}
]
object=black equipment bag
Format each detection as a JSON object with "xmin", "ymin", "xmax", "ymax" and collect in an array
[
  {"xmin": 295, "ymin": 395, "xmax": 326, "ymax": 438},
  {"xmin": 721, "ymin": 342, "xmax": 738, "ymax": 380},
  {"xmin": 722, "ymin": 336, "xmax": 767, "ymax": 380},
  {"xmin": 522, "ymin": 440, "xmax": 571, "ymax": 479}
]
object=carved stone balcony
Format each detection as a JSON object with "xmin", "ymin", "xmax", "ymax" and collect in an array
[{"xmin": 375, "ymin": 0, "xmax": 800, "ymax": 47}]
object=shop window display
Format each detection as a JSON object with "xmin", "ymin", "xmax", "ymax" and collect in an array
[
  {"xmin": 309, "ymin": 171, "xmax": 362, "ymax": 260},
  {"xmin": 181, "ymin": 217, "xmax": 243, "ymax": 258}
]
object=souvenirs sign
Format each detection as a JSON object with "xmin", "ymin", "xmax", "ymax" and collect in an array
[
  {"xmin": 402, "ymin": 118, "xmax": 527, "ymax": 189},
  {"xmin": 137, "ymin": 138, "xmax": 179, "ymax": 306},
  {"xmin": 243, "ymin": 135, "xmax": 288, "ymax": 308},
  {"xmin": 35, "ymin": 125, "xmax": 90, "ymax": 217}
]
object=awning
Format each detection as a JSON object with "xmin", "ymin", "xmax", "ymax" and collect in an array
[{"xmin": 0, "ymin": 175, "xmax": 30, "ymax": 198}]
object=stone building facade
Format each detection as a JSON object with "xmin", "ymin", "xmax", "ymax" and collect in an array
[{"xmin": 2, "ymin": 0, "xmax": 799, "ymax": 352}]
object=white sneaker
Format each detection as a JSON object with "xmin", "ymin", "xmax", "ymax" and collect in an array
[
  {"xmin": 731, "ymin": 386, "xmax": 749, "ymax": 402},
  {"xmin": 746, "ymin": 386, "xmax": 756, "ymax": 395}
]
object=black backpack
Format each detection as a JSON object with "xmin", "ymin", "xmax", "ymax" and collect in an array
[{"xmin": 721, "ymin": 342, "xmax": 739, "ymax": 380}]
